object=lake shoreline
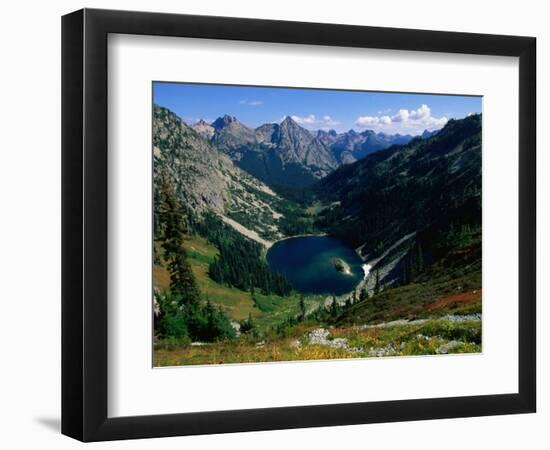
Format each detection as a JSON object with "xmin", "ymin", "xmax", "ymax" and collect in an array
[{"xmin": 270, "ymin": 232, "xmax": 328, "ymax": 248}]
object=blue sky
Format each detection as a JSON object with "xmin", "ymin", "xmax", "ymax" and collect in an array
[{"xmin": 153, "ymin": 82, "xmax": 482, "ymax": 135}]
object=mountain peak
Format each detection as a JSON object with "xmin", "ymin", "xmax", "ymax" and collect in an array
[
  {"xmin": 421, "ymin": 129, "xmax": 432, "ymax": 139},
  {"xmin": 213, "ymin": 114, "xmax": 238, "ymax": 130},
  {"xmin": 192, "ymin": 118, "xmax": 216, "ymax": 139},
  {"xmin": 280, "ymin": 116, "xmax": 299, "ymax": 128},
  {"xmin": 317, "ymin": 129, "xmax": 337, "ymax": 137}
]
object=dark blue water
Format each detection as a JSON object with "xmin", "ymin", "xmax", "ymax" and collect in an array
[{"xmin": 266, "ymin": 236, "xmax": 364, "ymax": 295}]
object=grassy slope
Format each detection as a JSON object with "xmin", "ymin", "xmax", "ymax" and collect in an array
[
  {"xmin": 337, "ymin": 240, "xmax": 481, "ymax": 326},
  {"xmin": 154, "ymin": 235, "xmax": 324, "ymax": 324}
]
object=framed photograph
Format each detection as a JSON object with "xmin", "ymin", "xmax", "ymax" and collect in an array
[{"xmin": 62, "ymin": 8, "xmax": 536, "ymax": 441}]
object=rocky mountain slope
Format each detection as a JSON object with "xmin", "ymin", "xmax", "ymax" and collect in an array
[
  {"xmin": 211, "ymin": 115, "xmax": 258, "ymax": 152},
  {"xmin": 191, "ymin": 119, "xmax": 215, "ymax": 139},
  {"xmin": 153, "ymin": 105, "xmax": 285, "ymax": 244}
]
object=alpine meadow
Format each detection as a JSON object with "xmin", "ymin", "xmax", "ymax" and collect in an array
[{"xmin": 152, "ymin": 83, "xmax": 482, "ymax": 366}]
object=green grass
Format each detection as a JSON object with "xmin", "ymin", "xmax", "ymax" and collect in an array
[
  {"xmin": 418, "ymin": 319, "xmax": 481, "ymax": 344},
  {"xmin": 154, "ymin": 236, "xmax": 257, "ymax": 320},
  {"xmin": 251, "ymin": 294, "xmax": 279, "ymax": 313}
]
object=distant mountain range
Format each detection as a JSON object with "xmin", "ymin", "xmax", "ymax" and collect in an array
[
  {"xmin": 192, "ymin": 115, "xmax": 337, "ymax": 188},
  {"xmin": 316, "ymin": 128, "xmax": 416, "ymax": 165},
  {"xmin": 191, "ymin": 114, "xmax": 438, "ymax": 188}
]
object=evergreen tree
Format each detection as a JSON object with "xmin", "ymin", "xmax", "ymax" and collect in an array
[
  {"xmin": 155, "ymin": 290, "xmax": 188, "ymax": 339},
  {"xmin": 158, "ymin": 176, "xmax": 200, "ymax": 307},
  {"xmin": 330, "ymin": 296, "xmax": 340, "ymax": 318},
  {"xmin": 155, "ymin": 180, "xmax": 236, "ymax": 343},
  {"xmin": 402, "ymin": 258, "xmax": 410, "ymax": 284},
  {"xmin": 205, "ymin": 213, "xmax": 291, "ymax": 296},
  {"xmin": 299, "ymin": 295, "xmax": 306, "ymax": 321},
  {"xmin": 374, "ymin": 269, "xmax": 381, "ymax": 295},
  {"xmin": 239, "ymin": 312, "xmax": 256, "ymax": 334},
  {"xmin": 344, "ymin": 296, "xmax": 352, "ymax": 310},
  {"xmin": 416, "ymin": 241, "xmax": 424, "ymax": 273}
]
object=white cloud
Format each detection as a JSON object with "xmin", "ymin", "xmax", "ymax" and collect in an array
[
  {"xmin": 291, "ymin": 114, "xmax": 316, "ymax": 124},
  {"xmin": 239, "ymin": 99, "xmax": 263, "ymax": 106},
  {"xmin": 289, "ymin": 114, "xmax": 341, "ymax": 129},
  {"xmin": 355, "ymin": 104, "xmax": 448, "ymax": 134}
]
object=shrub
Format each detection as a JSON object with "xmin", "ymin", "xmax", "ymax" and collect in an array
[
  {"xmin": 419, "ymin": 320, "xmax": 481, "ymax": 344},
  {"xmin": 239, "ymin": 313, "xmax": 255, "ymax": 334},
  {"xmin": 155, "ymin": 291, "xmax": 236, "ymax": 342}
]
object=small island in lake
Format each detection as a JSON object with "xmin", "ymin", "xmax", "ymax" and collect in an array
[{"xmin": 332, "ymin": 257, "xmax": 352, "ymax": 275}]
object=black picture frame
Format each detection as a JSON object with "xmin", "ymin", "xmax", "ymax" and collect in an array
[{"xmin": 62, "ymin": 8, "xmax": 536, "ymax": 442}]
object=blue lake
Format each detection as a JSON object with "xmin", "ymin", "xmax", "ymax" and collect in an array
[{"xmin": 266, "ymin": 235, "xmax": 364, "ymax": 295}]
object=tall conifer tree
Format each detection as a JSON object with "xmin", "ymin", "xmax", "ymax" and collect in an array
[{"xmin": 158, "ymin": 176, "xmax": 200, "ymax": 307}]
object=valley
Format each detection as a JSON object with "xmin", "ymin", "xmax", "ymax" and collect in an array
[{"xmin": 152, "ymin": 101, "xmax": 482, "ymax": 366}]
